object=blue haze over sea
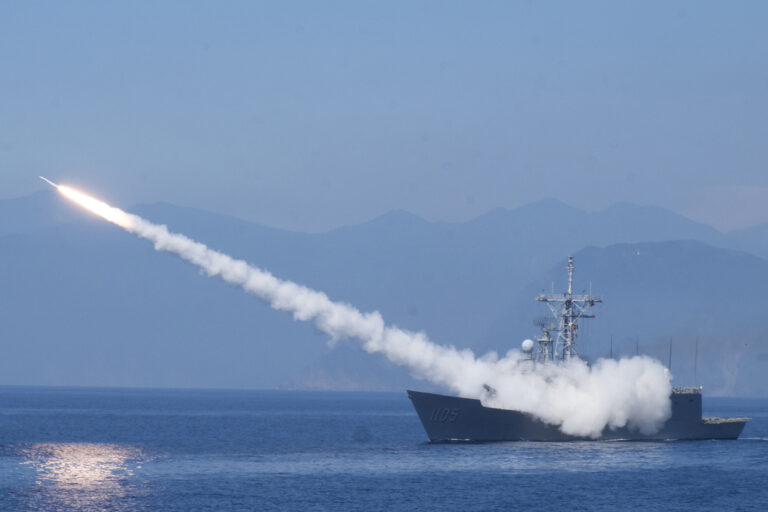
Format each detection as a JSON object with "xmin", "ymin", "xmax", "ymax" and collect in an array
[
  {"xmin": 0, "ymin": 387, "xmax": 766, "ymax": 511},
  {"xmin": 2, "ymin": 2, "xmax": 768, "ymax": 510}
]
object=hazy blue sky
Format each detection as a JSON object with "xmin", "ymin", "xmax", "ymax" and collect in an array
[{"xmin": 2, "ymin": 1, "xmax": 766, "ymax": 232}]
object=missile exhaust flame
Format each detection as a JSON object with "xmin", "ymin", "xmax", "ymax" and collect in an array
[
  {"xmin": 51, "ymin": 182, "xmax": 673, "ymax": 438},
  {"xmin": 57, "ymin": 186, "xmax": 135, "ymax": 227}
]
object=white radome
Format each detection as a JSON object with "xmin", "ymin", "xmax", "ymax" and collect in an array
[{"xmin": 521, "ymin": 339, "xmax": 535, "ymax": 353}]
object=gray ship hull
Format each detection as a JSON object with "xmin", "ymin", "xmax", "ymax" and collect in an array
[{"xmin": 408, "ymin": 390, "xmax": 748, "ymax": 441}]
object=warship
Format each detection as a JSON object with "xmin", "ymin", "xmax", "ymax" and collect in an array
[{"xmin": 408, "ymin": 257, "xmax": 749, "ymax": 441}]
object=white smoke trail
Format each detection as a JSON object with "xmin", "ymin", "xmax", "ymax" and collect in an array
[{"xmin": 57, "ymin": 185, "xmax": 672, "ymax": 438}]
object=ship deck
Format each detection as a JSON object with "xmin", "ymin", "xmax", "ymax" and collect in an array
[{"xmin": 702, "ymin": 417, "xmax": 751, "ymax": 424}]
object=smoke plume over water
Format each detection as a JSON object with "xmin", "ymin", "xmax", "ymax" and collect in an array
[{"xmin": 56, "ymin": 184, "xmax": 672, "ymax": 438}]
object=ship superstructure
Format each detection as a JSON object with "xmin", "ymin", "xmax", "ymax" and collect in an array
[{"xmin": 408, "ymin": 256, "xmax": 749, "ymax": 441}]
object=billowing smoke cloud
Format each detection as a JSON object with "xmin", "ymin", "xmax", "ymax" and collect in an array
[{"xmin": 57, "ymin": 185, "xmax": 672, "ymax": 438}]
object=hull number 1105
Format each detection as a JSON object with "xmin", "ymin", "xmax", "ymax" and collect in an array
[{"xmin": 430, "ymin": 407, "xmax": 460, "ymax": 423}]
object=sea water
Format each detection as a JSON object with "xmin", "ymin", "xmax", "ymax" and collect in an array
[{"xmin": 0, "ymin": 387, "xmax": 766, "ymax": 511}]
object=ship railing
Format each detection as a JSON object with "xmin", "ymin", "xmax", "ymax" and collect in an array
[{"xmin": 672, "ymin": 387, "xmax": 702, "ymax": 394}]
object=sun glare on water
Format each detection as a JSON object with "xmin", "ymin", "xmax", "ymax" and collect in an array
[
  {"xmin": 19, "ymin": 443, "xmax": 144, "ymax": 511},
  {"xmin": 57, "ymin": 185, "xmax": 133, "ymax": 228}
]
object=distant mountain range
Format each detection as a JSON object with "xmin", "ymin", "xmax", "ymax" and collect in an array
[{"xmin": 1, "ymin": 191, "xmax": 767, "ymax": 396}]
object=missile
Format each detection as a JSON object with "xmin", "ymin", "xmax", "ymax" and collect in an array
[{"xmin": 39, "ymin": 176, "xmax": 58, "ymax": 188}]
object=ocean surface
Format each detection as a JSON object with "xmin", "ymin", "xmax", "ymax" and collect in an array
[{"xmin": 0, "ymin": 387, "xmax": 766, "ymax": 511}]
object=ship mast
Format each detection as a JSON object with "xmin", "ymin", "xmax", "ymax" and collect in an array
[{"xmin": 534, "ymin": 256, "xmax": 601, "ymax": 363}]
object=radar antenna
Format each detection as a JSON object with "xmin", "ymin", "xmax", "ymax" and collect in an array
[{"xmin": 534, "ymin": 256, "xmax": 602, "ymax": 362}]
